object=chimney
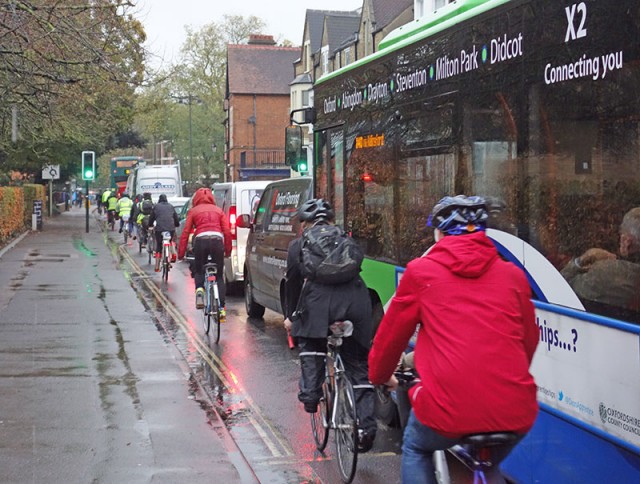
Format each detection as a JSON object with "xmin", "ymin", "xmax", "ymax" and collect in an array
[{"xmin": 248, "ymin": 34, "xmax": 276, "ymax": 45}]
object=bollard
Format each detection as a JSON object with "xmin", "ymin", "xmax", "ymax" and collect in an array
[{"xmin": 32, "ymin": 214, "xmax": 38, "ymax": 231}]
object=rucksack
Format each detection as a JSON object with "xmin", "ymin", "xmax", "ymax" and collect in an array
[
  {"xmin": 300, "ymin": 224, "xmax": 364, "ymax": 284},
  {"xmin": 140, "ymin": 199, "xmax": 153, "ymax": 215}
]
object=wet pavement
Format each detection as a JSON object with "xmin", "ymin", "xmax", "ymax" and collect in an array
[{"xmin": 0, "ymin": 208, "xmax": 256, "ymax": 483}]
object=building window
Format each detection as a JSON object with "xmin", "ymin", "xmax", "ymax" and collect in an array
[
  {"xmin": 302, "ymin": 89, "xmax": 311, "ymax": 108},
  {"xmin": 304, "ymin": 41, "xmax": 311, "ymax": 72},
  {"xmin": 321, "ymin": 45, "xmax": 329, "ymax": 75},
  {"xmin": 345, "ymin": 47, "xmax": 351, "ymax": 65}
]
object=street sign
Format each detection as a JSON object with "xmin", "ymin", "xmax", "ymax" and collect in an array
[{"xmin": 42, "ymin": 164, "xmax": 60, "ymax": 180}]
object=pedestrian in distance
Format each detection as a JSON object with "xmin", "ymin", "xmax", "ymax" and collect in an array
[
  {"xmin": 177, "ymin": 188, "xmax": 231, "ymax": 318},
  {"xmin": 149, "ymin": 194, "xmax": 180, "ymax": 272},
  {"xmin": 283, "ymin": 198, "xmax": 377, "ymax": 453},
  {"xmin": 368, "ymin": 195, "xmax": 539, "ymax": 484}
]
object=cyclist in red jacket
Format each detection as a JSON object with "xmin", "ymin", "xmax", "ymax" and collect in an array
[
  {"xmin": 368, "ymin": 195, "xmax": 539, "ymax": 484},
  {"xmin": 178, "ymin": 188, "xmax": 231, "ymax": 316}
]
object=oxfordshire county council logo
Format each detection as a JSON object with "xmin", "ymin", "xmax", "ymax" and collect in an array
[{"xmin": 599, "ymin": 402, "xmax": 607, "ymax": 424}]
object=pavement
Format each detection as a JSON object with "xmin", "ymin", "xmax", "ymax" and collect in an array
[{"xmin": 0, "ymin": 207, "xmax": 257, "ymax": 483}]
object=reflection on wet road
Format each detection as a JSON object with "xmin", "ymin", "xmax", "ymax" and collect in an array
[{"xmin": 116, "ymin": 240, "xmax": 404, "ymax": 483}]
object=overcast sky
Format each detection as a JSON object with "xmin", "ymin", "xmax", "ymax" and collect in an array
[{"xmin": 136, "ymin": 0, "xmax": 363, "ymax": 69}]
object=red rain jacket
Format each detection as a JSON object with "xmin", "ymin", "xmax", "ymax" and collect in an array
[
  {"xmin": 178, "ymin": 189, "xmax": 232, "ymax": 259},
  {"xmin": 368, "ymin": 231, "xmax": 539, "ymax": 437}
]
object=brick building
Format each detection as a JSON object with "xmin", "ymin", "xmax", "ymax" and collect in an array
[{"xmin": 224, "ymin": 35, "xmax": 299, "ymax": 181}]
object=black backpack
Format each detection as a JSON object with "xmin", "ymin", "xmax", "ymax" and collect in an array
[
  {"xmin": 140, "ymin": 199, "xmax": 153, "ymax": 215},
  {"xmin": 300, "ymin": 224, "xmax": 364, "ymax": 284}
]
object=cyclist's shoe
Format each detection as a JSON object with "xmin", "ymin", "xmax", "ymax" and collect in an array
[
  {"xmin": 133, "ymin": 235, "xmax": 137, "ymax": 240},
  {"xmin": 195, "ymin": 288, "xmax": 205, "ymax": 309},
  {"xmin": 219, "ymin": 307, "xmax": 226, "ymax": 322},
  {"xmin": 118, "ymin": 228, "xmax": 123, "ymax": 233},
  {"xmin": 357, "ymin": 429, "xmax": 376, "ymax": 453},
  {"xmin": 303, "ymin": 401, "xmax": 318, "ymax": 414}
]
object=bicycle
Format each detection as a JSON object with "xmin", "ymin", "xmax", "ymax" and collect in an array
[
  {"xmin": 392, "ymin": 369, "xmax": 521, "ymax": 484},
  {"xmin": 161, "ymin": 231, "xmax": 172, "ymax": 282},
  {"xmin": 121, "ymin": 213, "xmax": 131, "ymax": 245},
  {"xmin": 146, "ymin": 227, "xmax": 155, "ymax": 265},
  {"xmin": 107, "ymin": 210, "xmax": 116, "ymax": 231},
  {"xmin": 202, "ymin": 256, "xmax": 222, "ymax": 343},
  {"xmin": 310, "ymin": 320, "xmax": 358, "ymax": 483}
]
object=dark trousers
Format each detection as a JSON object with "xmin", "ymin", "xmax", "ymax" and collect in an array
[
  {"xmin": 298, "ymin": 336, "xmax": 376, "ymax": 435},
  {"xmin": 193, "ymin": 236, "xmax": 226, "ymax": 307}
]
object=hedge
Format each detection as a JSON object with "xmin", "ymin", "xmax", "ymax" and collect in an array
[{"xmin": 0, "ymin": 184, "xmax": 47, "ymax": 244}]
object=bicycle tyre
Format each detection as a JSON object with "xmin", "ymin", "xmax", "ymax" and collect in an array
[
  {"xmin": 334, "ymin": 375, "xmax": 358, "ymax": 483},
  {"xmin": 138, "ymin": 233, "xmax": 143, "ymax": 253},
  {"xmin": 124, "ymin": 227, "xmax": 129, "ymax": 244},
  {"xmin": 147, "ymin": 236, "xmax": 154, "ymax": 265},
  {"xmin": 211, "ymin": 285, "xmax": 220, "ymax": 344},
  {"xmin": 202, "ymin": 285, "xmax": 211, "ymax": 335},
  {"xmin": 311, "ymin": 381, "xmax": 330, "ymax": 451}
]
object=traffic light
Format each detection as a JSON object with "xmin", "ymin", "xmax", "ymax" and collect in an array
[
  {"xmin": 285, "ymin": 125, "xmax": 310, "ymax": 173},
  {"xmin": 82, "ymin": 151, "xmax": 95, "ymax": 181},
  {"xmin": 296, "ymin": 155, "xmax": 309, "ymax": 174}
]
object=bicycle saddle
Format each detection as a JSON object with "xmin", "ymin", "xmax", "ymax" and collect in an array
[{"xmin": 461, "ymin": 432, "xmax": 519, "ymax": 447}]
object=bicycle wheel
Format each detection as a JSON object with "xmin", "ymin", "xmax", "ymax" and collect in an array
[
  {"xmin": 147, "ymin": 236, "xmax": 154, "ymax": 264},
  {"xmin": 334, "ymin": 375, "xmax": 358, "ymax": 483},
  {"xmin": 124, "ymin": 227, "xmax": 129, "ymax": 244},
  {"xmin": 311, "ymin": 380, "xmax": 330, "ymax": 451},
  {"xmin": 211, "ymin": 285, "xmax": 220, "ymax": 344},
  {"xmin": 202, "ymin": 286, "xmax": 211, "ymax": 335}
]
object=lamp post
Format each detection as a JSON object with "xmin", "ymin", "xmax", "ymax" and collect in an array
[{"xmin": 188, "ymin": 94, "xmax": 193, "ymax": 182}]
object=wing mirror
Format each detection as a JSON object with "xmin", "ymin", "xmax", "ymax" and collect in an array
[{"xmin": 236, "ymin": 214, "xmax": 252, "ymax": 228}]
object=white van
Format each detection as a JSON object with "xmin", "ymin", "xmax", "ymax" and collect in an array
[
  {"xmin": 212, "ymin": 181, "xmax": 273, "ymax": 289},
  {"xmin": 130, "ymin": 162, "xmax": 183, "ymax": 202}
]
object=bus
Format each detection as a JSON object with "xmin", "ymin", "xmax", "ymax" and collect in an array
[
  {"xmin": 311, "ymin": 0, "xmax": 640, "ymax": 481},
  {"xmin": 110, "ymin": 156, "xmax": 143, "ymax": 195}
]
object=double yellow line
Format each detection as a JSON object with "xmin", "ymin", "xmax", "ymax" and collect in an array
[{"xmin": 118, "ymin": 244, "xmax": 293, "ymax": 459}]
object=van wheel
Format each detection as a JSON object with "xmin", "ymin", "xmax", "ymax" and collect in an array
[{"xmin": 245, "ymin": 272, "xmax": 265, "ymax": 318}]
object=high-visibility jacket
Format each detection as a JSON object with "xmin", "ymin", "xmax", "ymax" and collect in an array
[
  {"xmin": 101, "ymin": 190, "xmax": 112, "ymax": 204},
  {"xmin": 116, "ymin": 196, "xmax": 133, "ymax": 217},
  {"xmin": 107, "ymin": 195, "xmax": 118, "ymax": 211}
]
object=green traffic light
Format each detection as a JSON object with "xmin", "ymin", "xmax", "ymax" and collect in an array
[
  {"xmin": 84, "ymin": 169, "xmax": 94, "ymax": 178},
  {"xmin": 298, "ymin": 162, "xmax": 308, "ymax": 172}
]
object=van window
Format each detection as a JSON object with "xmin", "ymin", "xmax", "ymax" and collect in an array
[
  {"xmin": 253, "ymin": 187, "xmax": 272, "ymax": 228},
  {"xmin": 213, "ymin": 189, "xmax": 227, "ymax": 210},
  {"xmin": 240, "ymin": 188, "xmax": 264, "ymax": 219}
]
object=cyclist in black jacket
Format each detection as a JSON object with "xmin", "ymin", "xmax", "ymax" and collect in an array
[
  {"xmin": 284, "ymin": 198, "xmax": 377, "ymax": 452},
  {"xmin": 149, "ymin": 194, "xmax": 180, "ymax": 272}
]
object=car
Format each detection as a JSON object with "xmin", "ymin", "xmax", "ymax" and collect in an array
[
  {"xmin": 212, "ymin": 181, "xmax": 273, "ymax": 291},
  {"xmin": 237, "ymin": 177, "xmax": 313, "ymax": 318}
]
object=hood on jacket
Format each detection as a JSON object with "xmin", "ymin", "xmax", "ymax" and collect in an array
[
  {"xmin": 429, "ymin": 231, "xmax": 498, "ymax": 278},
  {"xmin": 193, "ymin": 188, "xmax": 215, "ymax": 207}
]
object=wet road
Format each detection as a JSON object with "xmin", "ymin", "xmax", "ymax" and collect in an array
[{"xmin": 111, "ymin": 219, "xmax": 406, "ymax": 483}]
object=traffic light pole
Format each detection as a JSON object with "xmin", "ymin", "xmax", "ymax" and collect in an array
[{"xmin": 85, "ymin": 180, "xmax": 89, "ymax": 233}]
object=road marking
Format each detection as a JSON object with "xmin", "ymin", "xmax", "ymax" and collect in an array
[{"xmin": 118, "ymin": 245, "xmax": 293, "ymax": 459}]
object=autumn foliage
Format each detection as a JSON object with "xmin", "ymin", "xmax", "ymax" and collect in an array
[{"xmin": 0, "ymin": 184, "xmax": 46, "ymax": 244}]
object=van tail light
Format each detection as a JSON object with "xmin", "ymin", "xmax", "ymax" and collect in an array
[{"xmin": 229, "ymin": 206, "xmax": 237, "ymax": 241}]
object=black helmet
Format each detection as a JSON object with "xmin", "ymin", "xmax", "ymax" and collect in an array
[
  {"xmin": 427, "ymin": 195, "xmax": 488, "ymax": 235},
  {"xmin": 143, "ymin": 192, "xmax": 152, "ymax": 200},
  {"xmin": 298, "ymin": 198, "xmax": 334, "ymax": 223}
]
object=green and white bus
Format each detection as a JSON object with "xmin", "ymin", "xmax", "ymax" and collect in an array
[{"xmin": 311, "ymin": 0, "xmax": 640, "ymax": 481}]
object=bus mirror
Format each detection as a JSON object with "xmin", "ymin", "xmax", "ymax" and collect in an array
[{"xmin": 285, "ymin": 125, "xmax": 305, "ymax": 171}]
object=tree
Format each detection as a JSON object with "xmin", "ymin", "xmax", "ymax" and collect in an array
[
  {"xmin": 0, "ymin": 1, "xmax": 146, "ymax": 179},
  {"xmin": 134, "ymin": 14, "xmax": 266, "ymax": 185}
]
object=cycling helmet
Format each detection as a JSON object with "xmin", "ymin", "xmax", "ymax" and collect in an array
[
  {"xmin": 427, "ymin": 195, "xmax": 488, "ymax": 235},
  {"xmin": 298, "ymin": 198, "xmax": 335, "ymax": 222},
  {"xmin": 143, "ymin": 192, "xmax": 152, "ymax": 200}
]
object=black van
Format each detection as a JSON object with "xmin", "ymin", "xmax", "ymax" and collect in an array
[{"xmin": 237, "ymin": 177, "xmax": 312, "ymax": 318}]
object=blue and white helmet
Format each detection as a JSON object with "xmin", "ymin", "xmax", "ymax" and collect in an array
[{"xmin": 427, "ymin": 195, "xmax": 488, "ymax": 235}]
